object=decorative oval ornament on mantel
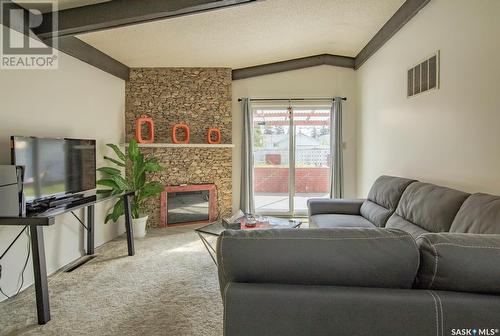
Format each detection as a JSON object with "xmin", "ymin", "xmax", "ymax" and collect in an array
[
  {"xmin": 172, "ymin": 123, "xmax": 190, "ymax": 144},
  {"xmin": 135, "ymin": 115, "xmax": 155, "ymax": 144},
  {"xmin": 207, "ymin": 128, "xmax": 222, "ymax": 144}
]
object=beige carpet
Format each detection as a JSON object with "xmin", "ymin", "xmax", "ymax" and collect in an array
[{"xmin": 0, "ymin": 226, "xmax": 223, "ymax": 336}]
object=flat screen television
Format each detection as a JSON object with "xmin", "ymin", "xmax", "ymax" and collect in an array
[{"xmin": 11, "ymin": 136, "xmax": 96, "ymax": 203}]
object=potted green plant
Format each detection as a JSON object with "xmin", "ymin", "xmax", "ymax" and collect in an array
[{"xmin": 97, "ymin": 139, "xmax": 164, "ymax": 238}]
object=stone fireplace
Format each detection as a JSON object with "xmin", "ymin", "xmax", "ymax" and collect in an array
[{"xmin": 125, "ymin": 68, "xmax": 232, "ymax": 227}]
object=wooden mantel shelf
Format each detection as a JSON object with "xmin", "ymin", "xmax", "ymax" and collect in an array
[{"xmin": 124, "ymin": 143, "xmax": 234, "ymax": 148}]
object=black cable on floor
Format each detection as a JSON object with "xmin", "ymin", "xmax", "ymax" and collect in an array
[
  {"xmin": 0, "ymin": 229, "xmax": 31, "ymax": 299},
  {"xmin": 1, "ymin": 211, "xmax": 87, "ymax": 299}
]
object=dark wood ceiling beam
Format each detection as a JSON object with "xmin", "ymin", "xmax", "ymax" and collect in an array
[
  {"xmin": 34, "ymin": 0, "xmax": 259, "ymax": 39},
  {"xmin": 354, "ymin": 0, "xmax": 431, "ymax": 69},
  {"xmin": 232, "ymin": 54, "xmax": 355, "ymax": 80},
  {"xmin": 44, "ymin": 37, "xmax": 130, "ymax": 80}
]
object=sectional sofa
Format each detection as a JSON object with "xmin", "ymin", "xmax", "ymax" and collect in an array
[
  {"xmin": 308, "ymin": 175, "xmax": 500, "ymax": 236},
  {"xmin": 216, "ymin": 176, "xmax": 500, "ymax": 336}
]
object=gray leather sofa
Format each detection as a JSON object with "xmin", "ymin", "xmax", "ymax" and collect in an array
[
  {"xmin": 217, "ymin": 177, "xmax": 500, "ymax": 336},
  {"xmin": 309, "ymin": 175, "xmax": 500, "ymax": 237},
  {"xmin": 308, "ymin": 175, "xmax": 416, "ymax": 229}
]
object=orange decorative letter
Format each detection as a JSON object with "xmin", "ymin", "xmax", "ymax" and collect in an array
[
  {"xmin": 135, "ymin": 115, "xmax": 155, "ymax": 144},
  {"xmin": 207, "ymin": 128, "xmax": 221, "ymax": 144},
  {"xmin": 172, "ymin": 124, "xmax": 190, "ymax": 144}
]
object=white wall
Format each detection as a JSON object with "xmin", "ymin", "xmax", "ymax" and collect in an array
[
  {"xmin": 232, "ymin": 65, "xmax": 357, "ymax": 211},
  {"xmin": 356, "ymin": 0, "xmax": 500, "ymax": 196},
  {"xmin": 0, "ymin": 31, "xmax": 125, "ymax": 301}
]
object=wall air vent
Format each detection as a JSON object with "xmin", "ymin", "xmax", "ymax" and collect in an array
[{"xmin": 407, "ymin": 51, "xmax": 440, "ymax": 98}]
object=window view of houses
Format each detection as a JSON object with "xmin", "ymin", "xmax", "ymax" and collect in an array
[{"xmin": 252, "ymin": 107, "xmax": 332, "ymax": 214}]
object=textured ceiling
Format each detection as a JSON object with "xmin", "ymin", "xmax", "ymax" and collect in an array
[{"xmin": 78, "ymin": 0, "xmax": 404, "ymax": 69}]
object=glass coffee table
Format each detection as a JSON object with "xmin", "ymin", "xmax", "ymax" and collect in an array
[{"xmin": 195, "ymin": 216, "xmax": 302, "ymax": 265}]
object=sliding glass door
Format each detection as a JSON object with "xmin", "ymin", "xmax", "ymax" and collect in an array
[
  {"xmin": 252, "ymin": 101, "xmax": 332, "ymax": 216},
  {"xmin": 292, "ymin": 105, "xmax": 331, "ymax": 215},
  {"xmin": 252, "ymin": 103, "xmax": 291, "ymax": 214}
]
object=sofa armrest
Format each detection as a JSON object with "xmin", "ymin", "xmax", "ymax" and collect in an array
[
  {"xmin": 217, "ymin": 228, "xmax": 419, "ymax": 297},
  {"xmin": 307, "ymin": 198, "xmax": 365, "ymax": 216},
  {"xmin": 415, "ymin": 233, "xmax": 500, "ymax": 294}
]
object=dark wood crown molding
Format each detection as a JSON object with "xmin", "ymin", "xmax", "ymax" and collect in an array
[{"xmin": 232, "ymin": 54, "xmax": 355, "ymax": 80}]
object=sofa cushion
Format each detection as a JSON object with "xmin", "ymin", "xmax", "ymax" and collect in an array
[
  {"xmin": 382, "ymin": 214, "xmax": 429, "ymax": 238},
  {"xmin": 360, "ymin": 175, "xmax": 416, "ymax": 227},
  {"xmin": 449, "ymin": 193, "xmax": 500, "ymax": 234},
  {"xmin": 359, "ymin": 201, "xmax": 392, "ymax": 228},
  {"xmin": 386, "ymin": 182, "xmax": 469, "ymax": 233},
  {"xmin": 309, "ymin": 214, "xmax": 375, "ymax": 228},
  {"xmin": 415, "ymin": 233, "xmax": 500, "ymax": 294},
  {"xmin": 217, "ymin": 228, "xmax": 420, "ymax": 290}
]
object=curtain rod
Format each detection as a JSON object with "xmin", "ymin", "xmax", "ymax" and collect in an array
[{"xmin": 237, "ymin": 97, "xmax": 347, "ymax": 102}]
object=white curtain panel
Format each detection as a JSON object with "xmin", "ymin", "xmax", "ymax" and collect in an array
[
  {"xmin": 330, "ymin": 97, "xmax": 344, "ymax": 198},
  {"xmin": 240, "ymin": 98, "xmax": 255, "ymax": 214}
]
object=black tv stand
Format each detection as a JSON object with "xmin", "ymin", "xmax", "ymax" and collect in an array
[{"xmin": 0, "ymin": 191, "xmax": 135, "ymax": 325}]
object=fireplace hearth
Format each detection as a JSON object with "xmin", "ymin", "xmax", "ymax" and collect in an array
[{"xmin": 160, "ymin": 184, "xmax": 217, "ymax": 227}]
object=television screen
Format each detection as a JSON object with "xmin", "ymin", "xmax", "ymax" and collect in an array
[{"xmin": 11, "ymin": 136, "xmax": 96, "ymax": 203}]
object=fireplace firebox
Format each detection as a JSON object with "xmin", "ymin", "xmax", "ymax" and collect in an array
[{"xmin": 160, "ymin": 184, "xmax": 217, "ymax": 227}]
